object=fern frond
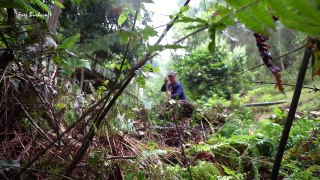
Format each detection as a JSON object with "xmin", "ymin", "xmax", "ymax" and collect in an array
[
  {"xmin": 59, "ymin": 34, "xmax": 80, "ymax": 49},
  {"xmin": 54, "ymin": 0, "xmax": 65, "ymax": 9},
  {"xmin": 251, "ymin": 159, "xmax": 260, "ymax": 180},
  {"xmin": 16, "ymin": 0, "xmax": 38, "ymax": 14},
  {"xmin": 307, "ymin": 165, "xmax": 320, "ymax": 173},
  {"xmin": 29, "ymin": 0, "xmax": 50, "ymax": 13}
]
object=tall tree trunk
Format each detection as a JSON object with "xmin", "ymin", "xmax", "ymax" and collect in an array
[{"xmin": 47, "ymin": 0, "xmax": 64, "ymax": 32}]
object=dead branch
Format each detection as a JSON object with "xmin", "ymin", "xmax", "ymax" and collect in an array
[
  {"xmin": 252, "ymin": 81, "xmax": 320, "ymax": 93},
  {"xmin": 1, "ymin": 164, "xmax": 74, "ymax": 180},
  {"xmin": 12, "ymin": 93, "xmax": 106, "ymax": 178},
  {"xmin": 243, "ymin": 100, "xmax": 289, "ymax": 107},
  {"xmin": 106, "ymin": 156, "xmax": 136, "ymax": 160},
  {"xmin": 241, "ymin": 44, "xmax": 306, "ymax": 74},
  {"xmin": 13, "ymin": 96, "xmax": 53, "ymax": 143}
]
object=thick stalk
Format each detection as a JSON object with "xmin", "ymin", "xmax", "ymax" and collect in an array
[
  {"xmin": 47, "ymin": 0, "xmax": 64, "ymax": 32},
  {"xmin": 271, "ymin": 39, "xmax": 313, "ymax": 179}
]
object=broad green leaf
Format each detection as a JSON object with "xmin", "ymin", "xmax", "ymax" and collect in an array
[
  {"xmin": 214, "ymin": 4, "xmax": 233, "ymax": 17},
  {"xmin": 54, "ymin": 0, "xmax": 65, "ymax": 9},
  {"xmin": 236, "ymin": 11, "xmax": 265, "ymax": 34},
  {"xmin": 249, "ymin": 3, "xmax": 275, "ymax": 30},
  {"xmin": 130, "ymin": 33, "xmax": 139, "ymax": 45},
  {"xmin": 221, "ymin": 0, "xmax": 274, "ymax": 32},
  {"xmin": 118, "ymin": 12, "xmax": 127, "ymax": 26},
  {"xmin": 176, "ymin": 16, "xmax": 208, "ymax": 24},
  {"xmin": 281, "ymin": 19, "xmax": 320, "ymax": 36},
  {"xmin": 179, "ymin": 5, "xmax": 189, "ymax": 13},
  {"xmin": 117, "ymin": 31, "xmax": 138, "ymax": 45},
  {"xmin": 221, "ymin": 165, "xmax": 236, "ymax": 176},
  {"xmin": 59, "ymin": 33, "xmax": 80, "ymax": 49},
  {"xmin": 118, "ymin": 31, "xmax": 131, "ymax": 44},
  {"xmin": 62, "ymin": 58, "xmax": 91, "ymax": 77},
  {"xmin": 211, "ymin": 4, "xmax": 233, "ymax": 23},
  {"xmin": 287, "ymin": 0, "xmax": 319, "ymax": 21},
  {"xmin": 268, "ymin": 0, "xmax": 320, "ymax": 35},
  {"xmin": 140, "ymin": 26, "xmax": 158, "ymax": 39},
  {"xmin": 147, "ymin": 45, "xmax": 163, "ymax": 52}
]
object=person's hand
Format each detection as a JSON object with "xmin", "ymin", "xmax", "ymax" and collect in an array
[{"xmin": 166, "ymin": 91, "xmax": 171, "ymax": 97}]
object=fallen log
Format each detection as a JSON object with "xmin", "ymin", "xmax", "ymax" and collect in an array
[{"xmin": 243, "ymin": 100, "xmax": 289, "ymax": 107}]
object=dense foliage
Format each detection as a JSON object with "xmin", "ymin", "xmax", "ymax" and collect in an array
[{"xmin": 174, "ymin": 39, "xmax": 247, "ymax": 100}]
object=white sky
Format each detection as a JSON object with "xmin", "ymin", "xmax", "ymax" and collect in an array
[
  {"xmin": 144, "ymin": 0, "xmax": 179, "ymax": 44},
  {"xmin": 143, "ymin": 0, "xmax": 201, "ymax": 61}
]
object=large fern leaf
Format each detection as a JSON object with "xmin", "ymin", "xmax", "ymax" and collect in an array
[
  {"xmin": 29, "ymin": 0, "xmax": 50, "ymax": 14},
  {"xmin": 16, "ymin": 0, "xmax": 38, "ymax": 14}
]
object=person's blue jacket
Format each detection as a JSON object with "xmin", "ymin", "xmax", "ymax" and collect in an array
[{"xmin": 161, "ymin": 82, "xmax": 186, "ymax": 100}]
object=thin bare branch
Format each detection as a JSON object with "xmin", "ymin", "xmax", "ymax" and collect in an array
[
  {"xmin": 241, "ymin": 44, "xmax": 306, "ymax": 74},
  {"xmin": 252, "ymin": 81, "xmax": 320, "ymax": 93},
  {"xmin": 13, "ymin": 96, "xmax": 53, "ymax": 143},
  {"xmin": 2, "ymin": 164, "xmax": 74, "ymax": 180}
]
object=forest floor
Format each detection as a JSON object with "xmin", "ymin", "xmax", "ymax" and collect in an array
[{"xmin": 1, "ymin": 83, "xmax": 320, "ymax": 179}]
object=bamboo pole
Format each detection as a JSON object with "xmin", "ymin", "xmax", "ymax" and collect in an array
[
  {"xmin": 271, "ymin": 39, "xmax": 313, "ymax": 179},
  {"xmin": 243, "ymin": 100, "xmax": 288, "ymax": 107}
]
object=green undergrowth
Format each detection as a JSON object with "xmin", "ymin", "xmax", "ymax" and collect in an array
[
  {"xmin": 121, "ymin": 107, "xmax": 320, "ymax": 179},
  {"xmin": 246, "ymin": 84, "xmax": 320, "ymax": 114}
]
